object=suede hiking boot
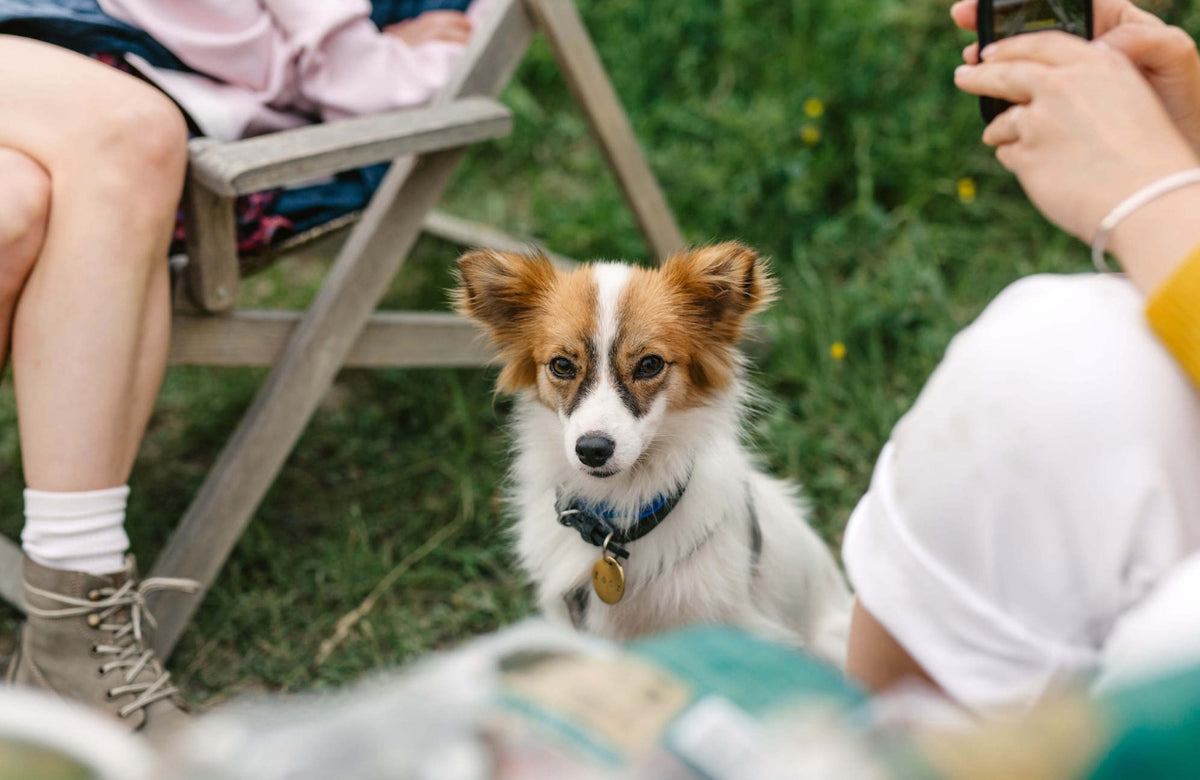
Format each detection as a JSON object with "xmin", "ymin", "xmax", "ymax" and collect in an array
[{"xmin": 6, "ymin": 555, "xmax": 198, "ymax": 738}]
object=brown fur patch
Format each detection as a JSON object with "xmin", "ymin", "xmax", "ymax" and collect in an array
[
  {"xmin": 618, "ymin": 242, "xmax": 776, "ymax": 410},
  {"xmin": 454, "ymin": 250, "xmax": 598, "ymax": 400}
]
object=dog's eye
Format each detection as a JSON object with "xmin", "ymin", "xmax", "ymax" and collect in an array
[
  {"xmin": 634, "ymin": 355, "xmax": 665, "ymax": 379},
  {"xmin": 549, "ymin": 357, "xmax": 576, "ymax": 379}
]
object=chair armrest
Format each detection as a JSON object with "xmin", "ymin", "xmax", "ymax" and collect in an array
[{"xmin": 187, "ymin": 97, "xmax": 512, "ymax": 197}]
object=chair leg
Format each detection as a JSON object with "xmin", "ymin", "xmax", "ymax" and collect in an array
[
  {"xmin": 0, "ymin": 534, "xmax": 25, "ymax": 612},
  {"xmin": 526, "ymin": 0, "xmax": 686, "ymax": 262},
  {"xmin": 181, "ymin": 172, "xmax": 240, "ymax": 313}
]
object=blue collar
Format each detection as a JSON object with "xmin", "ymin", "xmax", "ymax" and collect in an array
[
  {"xmin": 554, "ymin": 472, "xmax": 692, "ymax": 561},
  {"xmin": 574, "ymin": 493, "xmax": 670, "ymax": 523}
]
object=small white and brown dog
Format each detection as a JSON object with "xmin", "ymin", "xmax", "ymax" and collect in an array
[{"xmin": 455, "ymin": 242, "xmax": 851, "ymax": 665}]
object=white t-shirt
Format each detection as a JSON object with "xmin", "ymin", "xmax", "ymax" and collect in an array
[{"xmin": 842, "ymin": 274, "xmax": 1200, "ymax": 713}]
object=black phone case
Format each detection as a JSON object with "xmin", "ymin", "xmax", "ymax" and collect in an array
[
  {"xmin": 976, "ymin": 0, "xmax": 1005, "ymax": 123},
  {"xmin": 977, "ymin": 0, "xmax": 1094, "ymax": 123}
]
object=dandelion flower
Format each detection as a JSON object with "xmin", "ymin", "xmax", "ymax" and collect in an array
[
  {"xmin": 830, "ymin": 341, "xmax": 846, "ymax": 361},
  {"xmin": 957, "ymin": 177, "xmax": 977, "ymax": 204},
  {"xmin": 803, "ymin": 97, "xmax": 825, "ymax": 118},
  {"xmin": 801, "ymin": 124, "xmax": 821, "ymax": 146}
]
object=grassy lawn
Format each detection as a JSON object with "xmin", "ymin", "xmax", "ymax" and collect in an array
[{"xmin": 0, "ymin": 0, "xmax": 1191, "ymax": 706}]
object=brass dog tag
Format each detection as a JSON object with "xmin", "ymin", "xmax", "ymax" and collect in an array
[{"xmin": 592, "ymin": 555, "xmax": 625, "ymax": 604}]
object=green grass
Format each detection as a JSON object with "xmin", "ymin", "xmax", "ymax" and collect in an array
[{"xmin": 2, "ymin": 0, "xmax": 1197, "ymax": 705}]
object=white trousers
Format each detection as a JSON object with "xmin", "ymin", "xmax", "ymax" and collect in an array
[{"xmin": 843, "ymin": 274, "xmax": 1200, "ymax": 713}]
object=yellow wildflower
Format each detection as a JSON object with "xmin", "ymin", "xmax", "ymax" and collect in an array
[
  {"xmin": 957, "ymin": 177, "xmax": 977, "ymax": 204},
  {"xmin": 801, "ymin": 124, "xmax": 821, "ymax": 146},
  {"xmin": 830, "ymin": 341, "xmax": 846, "ymax": 361},
  {"xmin": 803, "ymin": 97, "xmax": 825, "ymax": 118}
]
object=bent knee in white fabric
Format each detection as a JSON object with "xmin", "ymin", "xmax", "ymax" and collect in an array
[
  {"xmin": 845, "ymin": 274, "xmax": 1200, "ymax": 711},
  {"xmin": 893, "ymin": 274, "xmax": 1200, "ymax": 487}
]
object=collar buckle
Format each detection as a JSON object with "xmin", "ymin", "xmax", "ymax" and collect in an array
[
  {"xmin": 556, "ymin": 506, "xmax": 630, "ymax": 559},
  {"xmin": 554, "ymin": 467, "xmax": 693, "ymax": 559}
]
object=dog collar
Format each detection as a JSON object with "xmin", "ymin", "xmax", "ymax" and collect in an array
[
  {"xmin": 562, "ymin": 480, "xmax": 762, "ymax": 629},
  {"xmin": 554, "ymin": 472, "xmax": 692, "ymax": 561}
]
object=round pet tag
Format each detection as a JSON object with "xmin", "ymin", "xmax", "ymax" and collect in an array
[{"xmin": 592, "ymin": 555, "xmax": 625, "ymax": 604}]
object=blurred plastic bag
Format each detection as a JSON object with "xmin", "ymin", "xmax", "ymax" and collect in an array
[
  {"xmin": 0, "ymin": 687, "xmax": 154, "ymax": 780},
  {"xmin": 159, "ymin": 620, "xmax": 877, "ymax": 780}
]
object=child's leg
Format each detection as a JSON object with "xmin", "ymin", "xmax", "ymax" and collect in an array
[
  {"xmin": 0, "ymin": 35, "xmax": 189, "ymax": 735},
  {"xmin": 0, "ymin": 36, "xmax": 185, "ymax": 493},
  {"xmin": 0, "ymin": 149, "xmax": 49, "ymax": 369}
]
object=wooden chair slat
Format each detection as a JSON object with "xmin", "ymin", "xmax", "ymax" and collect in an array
[
  {"xmin": 189, "ymin": 97, "xmax": 512, "ymax": 197},
  {"xmin": 169, "ymin": 310, "xmax": 494, "ymax": 368}
]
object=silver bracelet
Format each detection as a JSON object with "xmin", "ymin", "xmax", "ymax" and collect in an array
[{"xmin": 1092, "ymin": 167, "xmax": 1200, "ymax": 273}]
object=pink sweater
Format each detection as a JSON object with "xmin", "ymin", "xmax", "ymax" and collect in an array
[{"xmin": 97, "ymin": 0, "xmax": 493, "ymax": 140}]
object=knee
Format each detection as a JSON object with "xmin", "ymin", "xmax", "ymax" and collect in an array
[
  {"xmin": 894, "ymin": 274, "xmax": 1200, "ymax": 487},
  {"xmin": 0, "ymin": 149, "xmax": 50, "ymax": 295},
  {"xmin": 0, "ymin": 149, "xmax": 50, "ymax": 248},
  {"xmin": 956, "ymin": 274, "xmax": 1194, "ymax": 439},
  {"xmin": 86, "ymin": 84, "xmax": 188, "ymax": 213}
]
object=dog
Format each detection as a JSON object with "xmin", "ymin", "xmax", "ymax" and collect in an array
[{"xmin": 455, "ymin": 242, "xmax": 852, "ymax": 665}]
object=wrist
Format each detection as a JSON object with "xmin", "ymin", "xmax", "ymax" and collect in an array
[{"xmin": 1107, "ymin": 184, "xmax": 1200, "ymax": 294}]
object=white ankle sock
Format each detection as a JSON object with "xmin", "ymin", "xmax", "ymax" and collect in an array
[{"xmin": 21, "ymin": 486, "xmax": 131, "ymax": 575}]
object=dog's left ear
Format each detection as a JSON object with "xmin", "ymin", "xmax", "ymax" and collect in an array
[{"xmin": 661, "ymin": 242, "xmax": 777, "ymax": 342}]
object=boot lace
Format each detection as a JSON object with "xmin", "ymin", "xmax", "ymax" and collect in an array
[{"xmin": 25, "ymin": 576, "xmax": 200, "ymax": 719}]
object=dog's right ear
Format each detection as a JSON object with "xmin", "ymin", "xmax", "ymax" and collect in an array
[
  {"xmin": 454, "ymin": 249, "xmax": 556, "ymax": 337},
  {"xmin": 454, "ymin": 250, "xmax": 557, "ymax": 390}
]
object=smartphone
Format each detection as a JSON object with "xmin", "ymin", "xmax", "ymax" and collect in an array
[{"xmin": 977, "ymin": 0, "xmax": 1093, "ymax": 122}]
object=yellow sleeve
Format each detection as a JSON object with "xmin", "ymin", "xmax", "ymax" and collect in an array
[{"xmin": 1146, "ymin": 243, "xmax": 1200, "ymax": 391}]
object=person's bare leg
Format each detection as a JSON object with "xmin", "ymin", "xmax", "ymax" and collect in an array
[
  {"xmin": 846, "ymin": 600, "xmax": 939, "ymax": 694},
  {"xmin": 0, "ymin": 149, "xmax": 49, "ymax": 369},
  {"xmin": 0, "ymin": 37, "xmax": 190, "ymax": 735},
  {"xmin": 0, "ymin": 37, "xmax": 186, "ymax": 491}
]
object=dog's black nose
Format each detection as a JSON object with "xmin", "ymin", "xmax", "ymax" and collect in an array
[{"xmin": 576, "ymin": 435, "xmax": 615, "ymax": 467}]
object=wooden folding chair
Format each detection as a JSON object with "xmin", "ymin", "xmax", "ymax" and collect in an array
[{"xmin": 0, "ymin": 0, "xmax": 684, "ymax": 661}]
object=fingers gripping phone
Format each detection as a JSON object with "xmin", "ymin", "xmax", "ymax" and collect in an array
[{"xmin": 977, "ymin": 0, "xmax": 1094, "ymax": 122}]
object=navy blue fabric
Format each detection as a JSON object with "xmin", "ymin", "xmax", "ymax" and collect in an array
[
  {"xmin": 0, "ymin": 0, "xmax": 187, "ymax": 69},
  {"xmin": 273, "ymin": 164, "xmax": 390, "ymax": 235},
  {"xmin": 371, "ymin": 0, "xmax": 472, "ymax": 28},
  {"xmin": 0, "ymin": 0, "xmax": 473, "ymax": 248}
]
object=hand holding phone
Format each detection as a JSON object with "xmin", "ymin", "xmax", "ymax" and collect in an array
[
  {"xmin": 977, "ymin": 0, "xmax": 1093, "ymax": 121},
  {"xmin": 952, "ymin": 24, "xmax": 1200, "ymax": 278}
]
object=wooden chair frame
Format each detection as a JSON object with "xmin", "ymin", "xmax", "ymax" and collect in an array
[{"xmin": 0, "ymin": 0, "xmax": 684, "ymax": 661}]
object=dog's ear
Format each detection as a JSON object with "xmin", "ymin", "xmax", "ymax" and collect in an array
[
  {"xmin": 661, "ymin": 242, "xmax": 777, "ymax": 344},
  {"xmin": 454, "ymin": 249, "xmax": 557, "ymax": 391},
  {"xmin": 454, "ymin": 249, "xmax": 556, "ymax": 336}
]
